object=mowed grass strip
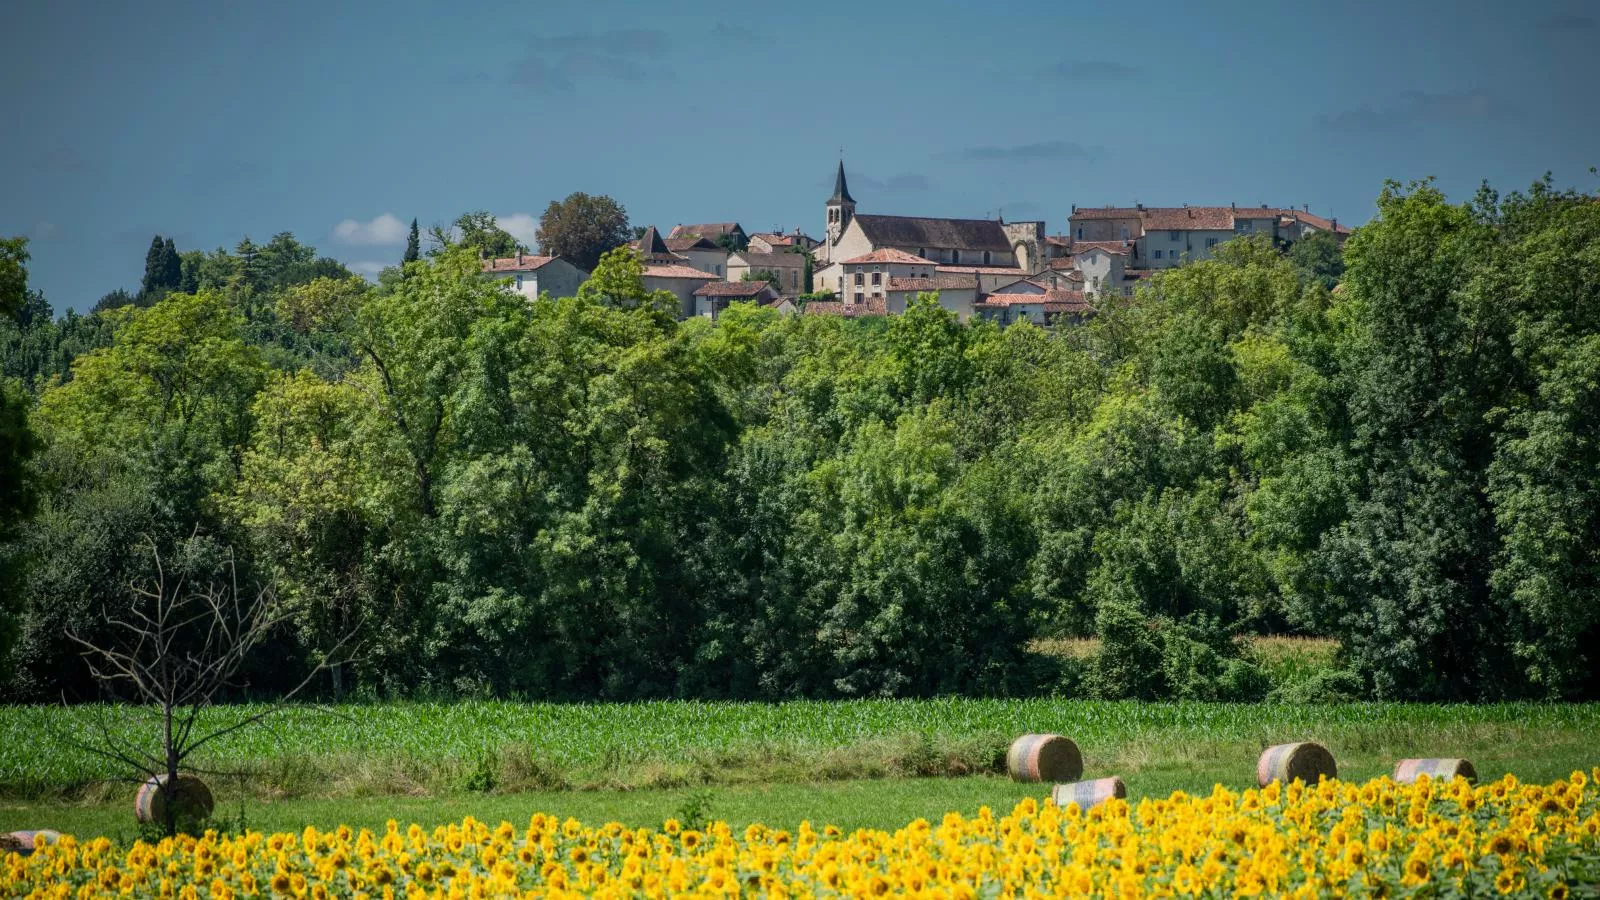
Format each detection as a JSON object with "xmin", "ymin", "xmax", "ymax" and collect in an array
[{"xmin": 4, "ymin": 700, "xmax": 1596, "ymax": 802}]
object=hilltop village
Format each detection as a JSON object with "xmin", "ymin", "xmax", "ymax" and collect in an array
[{"xmin": 482, "ymin": 160, "xmax": 1351, "ymax": 326}]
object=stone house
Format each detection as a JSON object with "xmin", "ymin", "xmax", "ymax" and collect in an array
[
  {"xmin": 481, "ymin": 253, "xmax": 589, "ymax": 300},
  {"xmin": 726, "ymin": 250, "xmax": 808, "ymax": 296},
  {"xmin": 832, "ymin": 248, "xmax": 937, "ymax": 305},
  {"xmin": 664, "ymin": 235, "xmax": 731, "ymax": 277},
  {"xmin": 748, "ymin": 229, "xmax": 819, "ymax": 254},
  {"xmin": 691, "ymin": 280, "xmax": 780, "ymax": 319},
  {"xmin": 884, "ymin": 272, "xmax": 978, "ymax": 319}
]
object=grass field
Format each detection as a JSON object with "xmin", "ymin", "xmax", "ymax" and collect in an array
[{"xmin": 3, "ymin": 698, "xmax": 1597, "ymax": 842}]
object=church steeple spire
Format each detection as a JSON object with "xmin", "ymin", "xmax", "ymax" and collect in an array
[
  {"xmin": 829, "ymin": 158, "xmax": 854, "ymax": 204},
  {"xmin": 825, "ymin": 158, "xmax": 857, "ymax": 258}
]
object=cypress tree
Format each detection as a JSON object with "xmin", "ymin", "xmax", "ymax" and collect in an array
[
  {"xmin": 160, "ymin": 238, "xmax": 182, "ymax": 293},
  {"xmin": 139, "ymin": 235, "xmax": 166, "ymax": 302},
  {"xmin": 403, "ymin": 218, "xmax": 420, "ymax": 265}
]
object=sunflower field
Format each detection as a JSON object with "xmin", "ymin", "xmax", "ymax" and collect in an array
[{"xmin": 6, "ymin": 771, "xmax": 1599, "ymax": 898}]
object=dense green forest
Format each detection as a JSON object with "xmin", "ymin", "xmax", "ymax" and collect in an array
[{"xmin": 1, "ymin": 179, "xmax": 1596, "ymax": 703}]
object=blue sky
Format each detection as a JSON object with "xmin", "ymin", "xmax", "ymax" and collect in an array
[{"xmin": 4, "ymin": 0, "xmax": 1597, "ymax": 314}]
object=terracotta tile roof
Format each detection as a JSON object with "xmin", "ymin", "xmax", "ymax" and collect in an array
[
  {"xmin": 1281, "ymin": 210, "xmax": 1353, "ymax": 235},
  {"xmin": 886, "ymin": 274, "xmax": 979, "ymax": 292},
  {"xmin": 1122, "ymin": 268, "xmax": 1156, "ymax": 280},
  {"xmin": 1069, "ymin": 207, "xmax": 1146, "ymax": 220},
  {"xmin": 666, "ymin": 236, "xmax": 720, "ymax": 252},
  {"xmin": 1048, "ymin": 258, "xmax": 1079, "ymax": 271},
  {"xmin": 693, "ymin": 280, "xmax": 773, "ymax": 298},
  {"xmin": 483, "ymin": 255, "xmax": 559, "ymax": 273},
  {"xmin": 1139, "ymin": 207, "xmax": 1236, "ymax": 231},
  {"xmin": 842, "ymin": 247, "xmax": 932, "ymax": 265},
  {"xmin": 669, "ymin": 222, "xmax": 743, "ymax": 240},
  {"xmin": 643, "ymin": 263, "xmax": 719, "ymax": 280},
  {"xmin": 935, "ymin": 265, "xmax": 1029, "ymax": 275},
  {"xmin": 1071, "ymin": 206, "xmax": 1285, "ymax": 232},
  {"xmin": 749, "ymin": 232, "xmax": 794, "ymax": 247},
  {"xmin": 853, "ymin": 214, "xmax": 1011, "ymax": 252},
  {"xmin": 1045, "ymin": 234, "xmax": 1074, "ymax": 247},
  {"xmin": 732, "ymin": 251, "xmax": 806, "ymax": 269},
  {"xmin": 1069, "ymin": 241, "xmax": 1133, "ymax": 256},
  {"xmin": 803, "ymin": 299, "xmax": 888, "ymax": 317},
  {"xmin": 990, "ymin": 278, "xmax": 1048, "ymax": 294}
]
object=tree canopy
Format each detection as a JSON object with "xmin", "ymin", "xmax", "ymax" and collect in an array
[{"xmin": 535, "ymin": 192, "xmax": 631, "ymax": 273}]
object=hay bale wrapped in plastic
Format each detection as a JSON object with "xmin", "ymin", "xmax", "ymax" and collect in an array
[
  {"xmin": 1393, "ymin": 758, "xmax": 1477, "ymax": 784},
  {"xmin": 1007, "ymin": 734, "xmax": 1083, "ymax": 783},
  {"xmin": 1050, "ymin": 777, "xmax": 1126, "ymax": 810},
  {"xmin": 1256, "ymin": 742, "xmax": 1336, "ymax": 787}
]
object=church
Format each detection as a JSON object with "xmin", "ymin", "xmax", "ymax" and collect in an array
[{"xmin": 813, "ymin": 160, "xmax": 1045, "ymax": 300}]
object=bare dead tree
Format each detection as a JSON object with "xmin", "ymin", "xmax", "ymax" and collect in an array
[{"xmin": 65, "ymin": 538, "xmax": 357, "ymax": 835}]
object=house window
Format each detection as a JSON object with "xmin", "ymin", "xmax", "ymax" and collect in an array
[
  {"xmin": 1169, "ymin": 230, "xmax": 1180, "ymax": 241},
  {"xmin": 983, "ymin": 250, "xmax": 992, "ymax": 265},
  {"xmin": 716, "ymin": 265, "xmax": 722, "ymax": 275},
  {"xmin": 871, "ymin": 272, "xmax": 881, "ymax": 285},
  {"xmin": 1077, "ymin": 227, "xmax": 1083, "ymax": 239},
  {"xmin": 854, "ymin": 292, "xmax": 864, "ymax": 304},
  {"xmin": 1120, "ymin": 227, "xmax": 1129, "ymax": 240},
  {"xmin": 854, "ymin": 272, "xmax": 864, "ymax": 286},
  {"xmin": 515, "ymin": 275, "xmax": 524, "ymax": 289},
  {"xmin": 917, "ymin": 248, "xmax": 926, "ymax": 258},
  {"xmin": 1205, "ymin": 237, "xmax": 1219, "ymax": 248},
  {"xmin": 949, "ymin": 249, "xmax": 960, "ymax": 263},
  {"xmin": 1154, "ymin": 250, "xmax": 1164, "ymax": 260}
]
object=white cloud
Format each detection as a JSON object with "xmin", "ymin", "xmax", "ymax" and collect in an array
[
  {"xmin": 348, "ymin": 260, "xmax": 392, "ymax": 280},
  {"xmin": 333, "ymin": 213, "xmax": 408, "ymax": 245},
  {"xmin": 498, "ymin": 213, "xmax": 539, "ymax": 250}
]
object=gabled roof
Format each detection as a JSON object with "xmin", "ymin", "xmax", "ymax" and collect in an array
[
  {"xmin": 669, "ymin": 222, "xmax": 744, "ymax": 240},
  {"xmin": 842, "ymin": 248, "xmax": 933, "ymax": 265},
  {"xmin": 731, "ymin": 251, "xmax": 806, "ymax": 269},
  {"xmin": 643, "ymin": 263, "xmax": 719, "ymax": 280},
  {"xmin": 483, "ymin": 255, "xmax": 561, "ymax": 273},
  {"xmin": 852, "ymin": 214, "xmax": 1011, "ymax": 252},
  {"xmin": 805, "ymin": 298, "xmax": 886, "ymax": 317},
  {"xmin": 935, "ymin": 265, "xmax": 1029, "ymax": 275},
  {"xmin": 749, "ymin": 232, "xmax": 794, "ymax": 247},
  {"xmin": 886, "ymin": 273, "xmax": 979, "ymax": 292},
  {"xmin": 693, "ymin": 280, "xmax": 773, "ymax": 298},
  {"xmin": 991, "ymin": 277, "xmax": 1048, "ymax": 294},
  {"xmin": 1069, "ymin": 241, "xmax": 1133, "ymax": 256},
  {"xmin": 666, "ymin": 236, "xmax": 721, "ymax": 252}
]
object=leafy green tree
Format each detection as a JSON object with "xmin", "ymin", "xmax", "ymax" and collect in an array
[
  {"xmin": 429, "ymin": 211, "xmax": 526, "ymax": 260},
  {"xmin": 1, "ymin": 237, "xmax": 30, "ymax": 320},
  {"xmin": 577, "ymin": 246, "xmax": 678, "ymax": 318},
  {"xmin": 534, "ymin": 193, "xmax": 631, "ymax": 272},
  {"xmin": 741, "ymin": 269, "xmax": 781, "ymax": 289},
  {"xmin": 1288, "ymin": 232, "xmax": 1345, "ymax": 290}
]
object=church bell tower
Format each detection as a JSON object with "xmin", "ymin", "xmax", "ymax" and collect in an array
[{"xmin": 825, "ymin": 159, "xmax": 855, "ymax": 258}]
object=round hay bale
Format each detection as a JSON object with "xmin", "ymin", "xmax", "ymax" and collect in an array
[
  {"xmin": 1393, "ymin": 758, "xmax": 1477, "ymax": 784},
  {"xmin": 1007, "ymin": 734, "xmax": 1083, "ymax": 783},
  {"xmin": 5, "ymin": 831, "xmax": 60, "ymax": 856},
  {"xmin": 1050, "ymin": 777, "xmax": 1127, "ymax": 810},
  {"xmin": 134, "ymin": 774, "xmax": 214, "ymax": 825},
  {"xmin": 1256, "ymin": 742, "xmax": 1336, "ymax": 787}
]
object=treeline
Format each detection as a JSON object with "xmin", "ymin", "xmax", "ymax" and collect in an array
[{"xmin": 1, "ymin": 178, "xmax": 1596, "ymax": 703}]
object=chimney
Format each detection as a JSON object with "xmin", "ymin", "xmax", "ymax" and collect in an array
[
  {"xmin": 1331, "ymin": 217, "xmax": 1338, "ymax": 230},
  {"xmin": 516, "ymin": 251, "xmax": 523, "ymax": 266},
  {"xmin": 1303, "ymin": 203, "xmax": 1309, "ymax": 212},
  {"xmin": 1261, "ymin": 203, "xmax": 1268, "ymax": 209},
  {"xmin": 1071, "ymin": 203, "xmax": 1076, "ymax": 213},
  {"xmin": 1230, "ymin": 202, "xmax": 1236, "ymax": 210},
  {"xmin": 1136, "ymin": 202, "xmax": 1144, "ymax": 211}
]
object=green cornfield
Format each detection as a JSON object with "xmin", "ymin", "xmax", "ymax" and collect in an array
[{"xmin": 5, "ymin": 700, "xmax": 1597, "ymax": 800}]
